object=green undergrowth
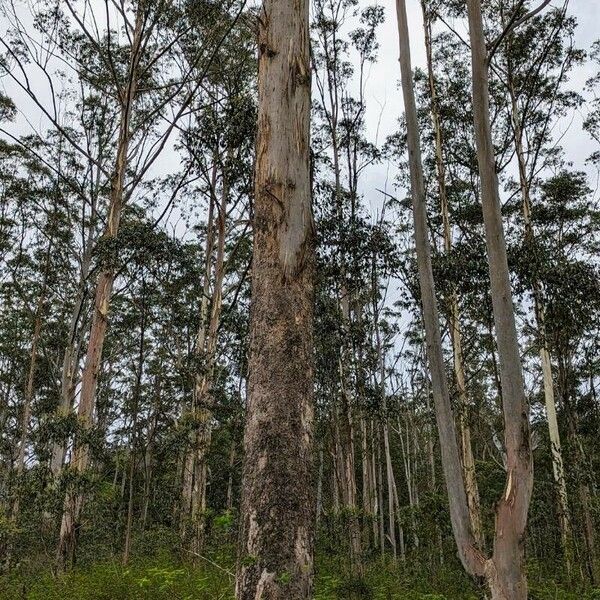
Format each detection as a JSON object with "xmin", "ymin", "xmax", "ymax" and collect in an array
[{"xmin": 1, "ymin": 550, "xmax": 597, "ymax": 599}]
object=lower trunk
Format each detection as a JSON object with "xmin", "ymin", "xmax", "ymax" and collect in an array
[
  {"xmin": 122, "ymin": 449, "xmax": 135, "ymax": 565},
  {"xmin": 383, "ymin": 420, "xmax": 398, "ymax": 560},
  {"xmin": 485, "ymin": 553, "xmax": 526, "ymax": 600},
  {"xmin": 450, "ymin": 295, "xmax": 484, "ymax": 551},
  {"xmin": 188, "ymin": 405, "xmax": 211, "ymax": 556},
  {"xmin": 370, "ymin": 420, "xmax": 380, "ymax": 548},
  {"xmin": 579, "ymin": 482, "xmax": 597, "ymax": 584},
  {"xmin": 376, "ymin": 429, "xmax": 385, "ymax": 558},
  {"xmin": 340, "ymin": 397, "xmax": 362, "ymax": 568},
  {"xmin": 12, "ymin": 291, "xmax": 44, "ymax": 521},
  {"xmin": 56, "ymin": 491, "xmax": 84, "ymax": 571},
  {"xmin": 315, "ymin": 446, "xmax": 323, "ymax": 528},
  {"xmin": 51, "ymin": 255, "xmax": 91, "ymax": 478}
]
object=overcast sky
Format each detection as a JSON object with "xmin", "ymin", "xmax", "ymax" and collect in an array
[
  {"xmin": 357, "ymin": 0, "xmax": 599, "ymax": 217},
  {"xmin": 1, "ymin": 0, "xmax": 598, "ymax": 223}
]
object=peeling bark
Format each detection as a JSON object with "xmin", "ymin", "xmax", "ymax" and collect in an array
[{"xmin": 235, "ymin": 0, "xmax": 314, "ymax": 597}]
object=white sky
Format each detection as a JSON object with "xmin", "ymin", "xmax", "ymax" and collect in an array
[
  {"xmin": 359, "ymin": 0, "xmax": 599, "ymax": 218},
  {"xmin": 2, "ymin": 0, "xmax": 597, "ymax": 208}
]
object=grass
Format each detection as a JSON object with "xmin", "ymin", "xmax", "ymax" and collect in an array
[{"xmin": 1, "ymin": 550, "xmax": 599, "ymax": 599}]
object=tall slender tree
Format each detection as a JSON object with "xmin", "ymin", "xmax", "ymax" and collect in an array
[{"xmin": 466, "ymin": 0, "xmax": 534, "ymax": 596}]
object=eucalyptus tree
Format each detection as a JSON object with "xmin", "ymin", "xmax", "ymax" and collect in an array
[
  {"xmin": 395, "ymin": 0, "xmax": 484, "ymax": 582},
  {"xmin": 235, "ymin": 0, "xmax": 314, "ymax": 596},
  {"xmin": 530, "ymin": 171, "xmax": 600, "ymax": 582},
  {"xmin": 489, "ymin": 4, "xmax": 583, "ymax": 565},
  {"xmin": 465, "ymin": 0, "xmax": 550, "ymax": 596},
  {"xmin": 585, "ymin": 40, "xmax": 600, "ymax": 166},
  {"xmin": 177, "ymin": 13, "xmax": 255, "ymax": 557},
  {"xmin": 0, "ymin": 128, "xmax": 77, "ymax": 566}
]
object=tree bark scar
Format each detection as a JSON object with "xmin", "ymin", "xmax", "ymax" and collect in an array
[
  {"xmin": 264, "ymin": 183, "xmax": 285, "ymax": 212},
  {"xmin": 258, "ymin": 7, "xmax": 276, "ymax": 59}
]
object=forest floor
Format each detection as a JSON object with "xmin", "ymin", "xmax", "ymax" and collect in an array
[{"xmin": 1, "ymin": 547, "xmax": 596, "ymax": 599}]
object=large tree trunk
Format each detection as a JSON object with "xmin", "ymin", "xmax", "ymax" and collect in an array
[
  {"xmin": 466, "ymin": 1, "xmax": 534, "ymax": 597},
  {"xmin": 56, "ymin": 7, "xmax": 144, "ymax": 572},
  {"xmin": 235, "ymin": 0, "xmax": 314, "ymax": 596}
]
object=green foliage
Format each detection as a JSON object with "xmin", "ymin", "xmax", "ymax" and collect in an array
[
  {"xmin": 3, "ymin": 544, "xmax": 600, "ymax": 599},
  {"xmin": 213, "ymin": 510, "xmax": 235, "ymax": 533},
  {"xmin": 1, "ymin": 556, "xmax": 235, "ymax": 600}
]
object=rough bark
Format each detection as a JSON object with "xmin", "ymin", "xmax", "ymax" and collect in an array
[
  {"xmin": 235, "ymin": 0, "xmax": 315, "ymax": 596},
  {"xmin": 466, "ymin": 1, "xmax": 534, "ymax": 597}
]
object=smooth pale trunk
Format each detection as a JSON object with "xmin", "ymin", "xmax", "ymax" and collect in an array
[
  {"xmin": 51, "ymin": 246, "xmax": 94, "ymax": 477},
  {"xmin": 466, "ymin": 1, "xmax": 534, "ymax": 597},
  {"xmin": 394, "ymin": 0, "xmax": 483, "ymax": 577},
  {"xmin": 188, "ymin": 162, "xmax": 229, "ymax": 557},
  {"xmin": 420, "ymin": 4, "xmax": 484, "ymax": 550},
  {"xmin": 181, "ymin": 181, "xmax": 215, "ymax": 538},
  {"xmin": 123, "ymin": 305, "xmax": 146, "ymax": 565},
  {"xmin": 337, "ymin": 293, "xmax": 362, "ymax": 567},
  {"xmin": 383, "ymin": 419, "xmax": 397, "ymax": 560},
  {"xmin": 370, "ymin": 420, "xmax": 379, "ymax": 547}
]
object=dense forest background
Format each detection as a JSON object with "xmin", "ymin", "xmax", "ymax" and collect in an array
[{"xmin": 0, "ymin": 0, "xmax": 599, "ymax": 598}]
